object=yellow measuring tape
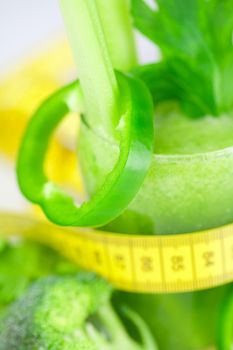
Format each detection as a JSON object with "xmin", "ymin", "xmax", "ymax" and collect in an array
[
  {"xmin": 1, "ymin": 212, "xmax": 233, "ymax": 293},
  {"xmin": 1, "ymin": 41, "xmax": 233, "ymax": 294}
]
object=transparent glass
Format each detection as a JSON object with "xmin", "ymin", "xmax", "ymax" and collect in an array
[{"xmin": 78, "ymin": 116, "xmax": 233, "ymax": 350}]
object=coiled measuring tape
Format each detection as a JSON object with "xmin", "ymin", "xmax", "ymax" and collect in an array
[
  {"xmin": 1, "ymin": 41, "xmax": 233, "ymax": 294},
  {"xmin": 1, "ymin": 212, "xmax": 233, "ymax": 293}
]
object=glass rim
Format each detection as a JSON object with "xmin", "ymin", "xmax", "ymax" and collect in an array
[
  {"xmin": 80, "ymin": 121, "xmax": 233, "ymax": 164},
  {"xmin": 154, "ymin": 146, "xmax": 233, "ymax": 163}
]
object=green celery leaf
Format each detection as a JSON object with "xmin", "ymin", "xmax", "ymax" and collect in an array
[
  {"xmin": 131, "ymin": 0, "xmax": 233, "ymax": 117},
  {"xmin": 205, "ymin": 0, "xmax": 233, "ymax": 111},
  {"xmin": 220, "ymin": 52, "xmax": 233, "ymax": 112},
  {"xmin": 205, "ymin": 0, "xmax": 233, "ymax": 58},
  {"xmin": 132, "ymin": 0, "xmax": 213, "ymax": 63},
  {"xmin": 132, "ymin": 58, "xmax": 218, "ymax": 117}
]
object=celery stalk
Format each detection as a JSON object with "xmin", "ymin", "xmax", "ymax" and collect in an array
[
  {"xmin": 59, "ymin": 0, "xmax": 119, "ymax": 137},
  {"xmin": 96, "ymin": 0, "xmax": 137, "ymax": 71}
]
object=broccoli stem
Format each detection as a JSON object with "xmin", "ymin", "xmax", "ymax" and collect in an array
[
  {"xmin": 97, "ymin": 302, "xmax": 158, "ymax": 350},
  {"xmin": 59, "ymin": 0, "xmax": 119, "ymax": 138},
  {"xmin": 96, "ymin": 0, "xmax": 137, "ymax": 71},
  {"xmin": 122, "ymin": 306, "xmax": 159, "ymax": 350},
  {"xmin": 98, "ymin": 302, "xmax": 141, "ymax": 349}
]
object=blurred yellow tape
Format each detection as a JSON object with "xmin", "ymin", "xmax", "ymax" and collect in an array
[
  {"xmin": 1, "ymin": 211, "xmax": 233, "ymax": 293},
  {"xmin": 1, "ymin": 41, "xmax": 233, "ymax": 293}
]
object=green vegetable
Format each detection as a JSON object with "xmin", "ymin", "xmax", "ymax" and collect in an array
[
  {"xmin": 17, "ymin": 0, "xmax": 154, "ymax": 227},
  {"xmin": 17, "ymin": 73, "xmax": 154, "ymax": 226},
  {"xmin": 132, "ymin": 0, "xmax": 233, "ymax": 117},
  {"xmin": 0, "ymin": 274, "xmax": 157, "ymax": 350},
  {"xmin": 59, "ymin": 0, "xmax": 119, "ymax": 136},
  {"xmin": 95, "ymin": 0, "xmax": 137, "ymax": 71},
  {"xmin": 59, "ymin": 0, "xmax": 137, "ymax": 135},
  {"xmin": 0, "ymin": 239, "xmax": 77, "ymax": 314}
]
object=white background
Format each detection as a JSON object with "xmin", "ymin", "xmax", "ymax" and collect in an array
[{"xmin": 0, "ymin": 0, "xmax": 63, "ymax": 72}]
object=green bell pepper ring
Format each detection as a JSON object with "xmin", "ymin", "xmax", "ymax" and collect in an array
[{"xmin": 17, "ymin": 72, "xmax": 154, "ymax": 227}]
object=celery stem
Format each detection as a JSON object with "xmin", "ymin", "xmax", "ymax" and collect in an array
[
  {"xmin": 59, "ymin": 0, "xmax": 119, "ymax": 137},
  {"xmin": 96, "ymin": 0, "xmax": 137, "ymax": 71}
]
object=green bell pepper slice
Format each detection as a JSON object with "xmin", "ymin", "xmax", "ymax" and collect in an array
[{"xmin": 17, "ymin": 72, "xmax": 154, "ymax": 227}]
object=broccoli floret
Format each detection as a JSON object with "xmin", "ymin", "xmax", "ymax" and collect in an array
[
  {"xmin": 0, "ymin": 239, "xmax": 78, "ymax": 314},
  {"xmin": 0, "ymin": 273, "xmax": 157, "ymax": 350}
]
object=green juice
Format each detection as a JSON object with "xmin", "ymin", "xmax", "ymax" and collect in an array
[{"xmin": 78, "ymin": 104, "xmax": 233, "ymax": 349}]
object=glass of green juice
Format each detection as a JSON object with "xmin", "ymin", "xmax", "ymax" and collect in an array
[
  {"xmin": 78, "ymin": 104, "xmax": 233, "ymax": 350},
  {"xmin": 13, "ymin": 0, "xmax": 233, "ymax": 348}
]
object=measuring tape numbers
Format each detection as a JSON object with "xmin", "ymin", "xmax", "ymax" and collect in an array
[{"xmin": 1, "ymin": 212, "xmax": 233, "ymax": 293}]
